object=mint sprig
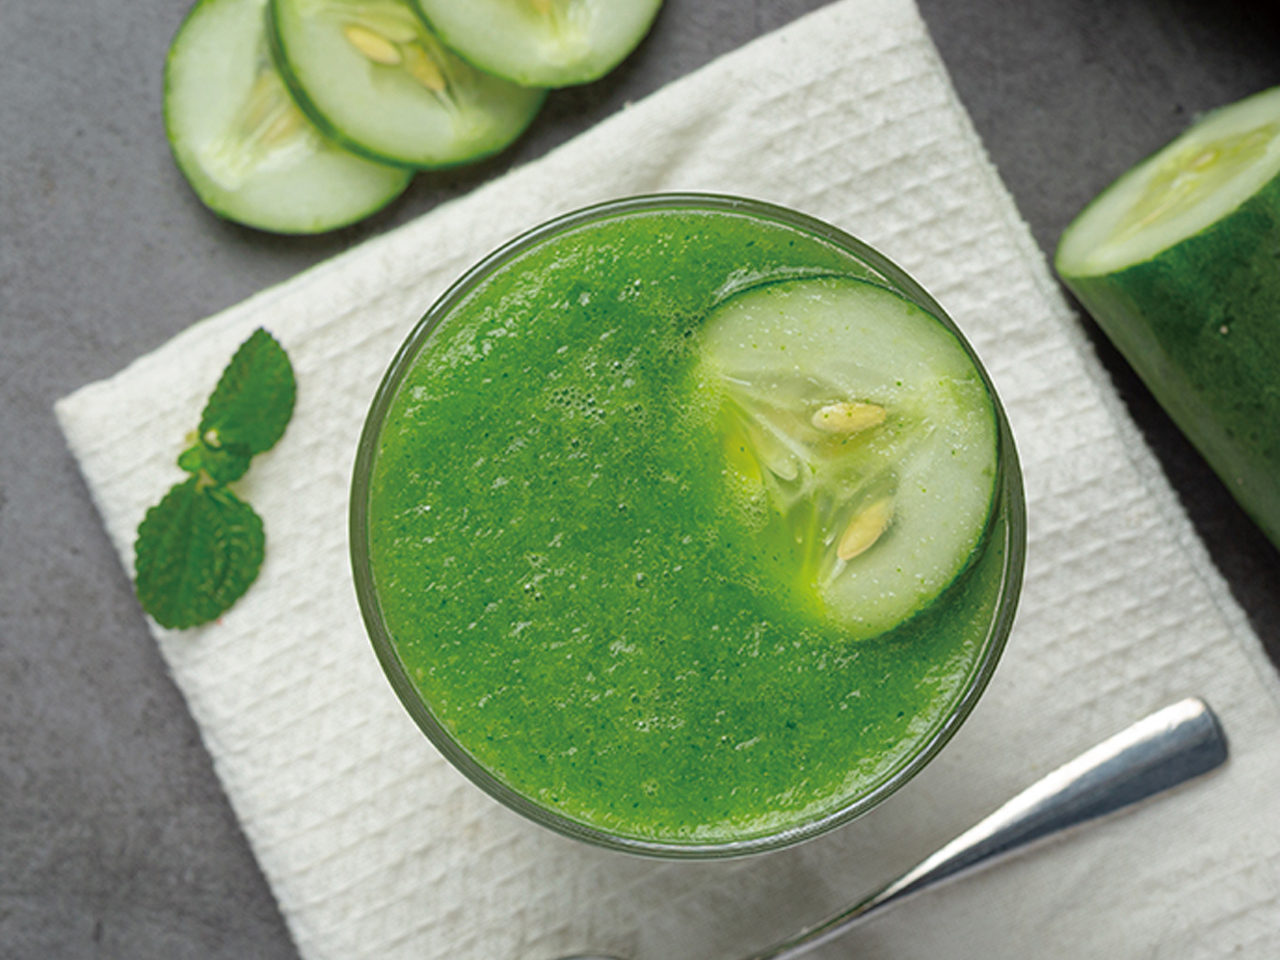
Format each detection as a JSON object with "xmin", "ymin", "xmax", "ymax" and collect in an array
[{"xmin": 134, "ymin": 328, "xmax": 296, "ymax": 629}]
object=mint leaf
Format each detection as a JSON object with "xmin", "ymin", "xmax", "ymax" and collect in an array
[
  {"xmin": 134, "ymin": 478, "xmax": 265, "ymax": 629},
  {"xmin": 199, "ymin": 328, "xmax": 296, "ymax": 456},
  {"xmin": 178, "ymin": 437, "xmax": 252, "ymax": 484}
]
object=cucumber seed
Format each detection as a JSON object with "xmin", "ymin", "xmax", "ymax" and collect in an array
[
  {"xmin": 402, "ymin": 44, "xmax": 447, "ymax": 92},
  {"xmin": 812, "ymin": 401, "xmax": 886, "ymax": 434},
  {"xmin": 343, "ymin": 23, "xmax": 403, "ymax": 65},
  {"xmin": 837, "ymin": 497, "xmax": 894, "ymax": 561}
]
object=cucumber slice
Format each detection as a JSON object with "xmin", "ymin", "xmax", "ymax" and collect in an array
[
  {"xmin": 696, "ymin": 276, "xmax": 999, "ymax": 638},
  {"xmin": 164, "ymin": 0, "xmax": 413, "ymax": 235},
  {"xmin": 1056, "ymin": 85, "xmax": 1280, "ymax": 549},
  {"xmin": 268, "ymin": 0, "xmax": 546, "ymax": 168},
  {"xmin": 410, "ymin": 0, "xmax": 663, "ymax": 88}
]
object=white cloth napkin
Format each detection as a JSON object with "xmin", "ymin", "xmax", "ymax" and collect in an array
[{"xmin": 56, "ymin": 0, "xmax": 1280, "ymax": 957}]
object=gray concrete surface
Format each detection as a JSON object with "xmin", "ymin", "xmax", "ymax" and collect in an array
[{"xmin": 3, "ymin": 0, "xmax": 1278, "ymax": 957}]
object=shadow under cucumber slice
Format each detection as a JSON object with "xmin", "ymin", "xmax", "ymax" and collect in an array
[
  {"xmin": 268, "ymin": 0, "xmax": 546, "ymax": 168},
  {"xmin": 695, "ymin": 275, "xmax": 1000, "ymax": 639},
  {"xmin": 164, "ymin": 0, "xmax": 412, "ymax": 235}
]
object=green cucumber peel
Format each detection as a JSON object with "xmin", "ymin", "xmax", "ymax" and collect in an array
[{"xmin": 134, "ymin": 328, "xmax": 296, "ymax": 629}]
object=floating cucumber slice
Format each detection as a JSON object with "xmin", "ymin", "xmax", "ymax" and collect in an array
[
  {"xmin": 410, "ymin": 0, "xmax": 663, "ymax": 88},
  {"xmin": 164, "ymin": 0, "xmax": 413, "ymax": 234},
  {"xmin": 268, "ymin": 0, "xmax": 546, "ymax": 168},
  {"xmin": 1056, "ymin": 85, "xmax": 1280, "ymax": 549},
  {"xmin": 697, "ymin": 276, "xmax": 999, "ymax": 639}
]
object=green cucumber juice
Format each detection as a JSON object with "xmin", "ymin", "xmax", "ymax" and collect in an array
[{"xmin": 353, "ymin": 195, "xmax": 1024, "ymax": 855}]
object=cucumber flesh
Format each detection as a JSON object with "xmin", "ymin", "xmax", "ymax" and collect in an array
[
  {"xmin": 1056, "ymin": 85, "xmax": 1280, "ymax": 550},
  {"xmin": 164, "ymin": 0, "xmax": 412, "ymax": 235},
  {"xmin": 696, "ymin": 276, "xmax": 999, "ymax": 639},
  {"xmin": 268, "ymin": 0, "xmax": 546, "ymax": 168},
  {"xmin": 411, "ymin": 0, "xmax": 663, "ymax": 88},
  {"xmin": 1056, "ymin": 86, "xmax": 1280, "ymax": 278}
]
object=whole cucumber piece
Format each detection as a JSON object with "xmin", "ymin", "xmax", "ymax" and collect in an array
[{"xmin": 1056, "ymin": 85, "xmax": 1280, "ymax": 549}]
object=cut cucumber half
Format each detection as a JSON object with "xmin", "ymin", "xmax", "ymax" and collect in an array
[
  {"xmin": 1056, "ymin": 85, "xmax": 1280, "ymax": 549},
  {"xmin": 696, "ymin": 275, "xmax": 999, "ymax": 638},
  {"xmin": 410, "ymin": 0, "xmax": 663, "ymax": 88},
  {"xmin": 268, "ymin": 0, "xmax": 546, "ymax": 168},
  {"xmin": 164, "ymin": 0, "xmax": 413, "ymax": 235},
  {"xmin": 1057, "ymin": 86, "xmax": 1280, "ymax": 276}
]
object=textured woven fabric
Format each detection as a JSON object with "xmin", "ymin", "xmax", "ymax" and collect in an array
[{"xmin": 56, "ymin": 0, "xmax": 1280, "ymax": 957}]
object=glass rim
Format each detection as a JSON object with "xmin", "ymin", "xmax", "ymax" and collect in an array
[{"xmin": 350, "ymin": 191, "xmax": 1026, "ymax": 859}]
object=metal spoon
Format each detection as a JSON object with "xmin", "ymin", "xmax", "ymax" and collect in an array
[{"xmin": 562, "ymin": 697, "xmax": 1228, "ymax": 960}]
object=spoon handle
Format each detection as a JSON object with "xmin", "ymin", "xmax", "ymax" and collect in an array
[{"xmin": 750, "ymin": 697, "xmax": 1228, "ymax": 960}]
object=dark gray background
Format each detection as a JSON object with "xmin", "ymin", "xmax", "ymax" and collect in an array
[{"xmin": 3, "ymin": 1, "xmax": 1279, "ymax": 956}]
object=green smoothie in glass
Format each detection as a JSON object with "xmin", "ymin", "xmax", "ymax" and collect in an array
[{"xmin": 351, "ymin": 194, "xmax": 1024, "ymax": 857}]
